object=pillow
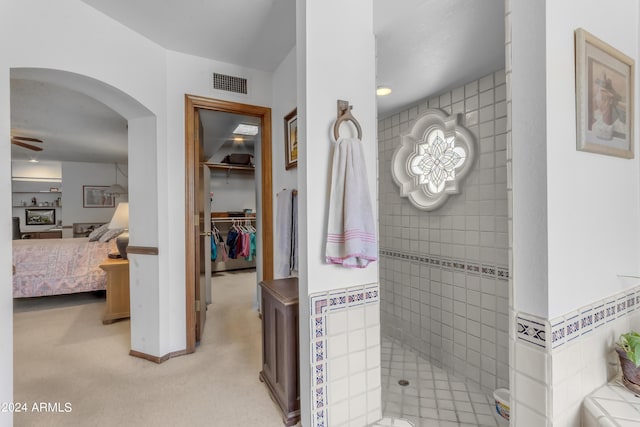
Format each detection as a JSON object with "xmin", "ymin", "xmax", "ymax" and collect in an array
[
  {"xmin": 88, "ymin": 223, "xmax": 109, "ymax": 242},
  {"xmin": 99, "ymin": 228, "xmax": 125, "ymax": 243}
]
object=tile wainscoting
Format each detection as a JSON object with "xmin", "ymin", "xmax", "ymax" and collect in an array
[
  {"xmin": 310, "ymin": 283, "xmax": 382, "ymax": 427},
  {"xmin": 514, "ymin": 284, "xmax": 640, "ymax": 426}
]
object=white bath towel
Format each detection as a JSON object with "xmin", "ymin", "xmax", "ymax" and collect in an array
[{"xmin": 325, "ymin": 137, "xmax": 377, "ymax": 268}]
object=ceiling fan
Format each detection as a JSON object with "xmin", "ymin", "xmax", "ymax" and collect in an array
[{"xmin": 11, "ymin": 134, "xmax": 43, "ymax": 151}]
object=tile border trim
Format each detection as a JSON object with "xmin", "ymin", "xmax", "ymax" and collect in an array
[
  {"xmin": 379, "ymin": 248, "xmax": 509, "ymax": 280},
  {"xmin": 309, "ymin": 283, "xmax": 379, "ymax": 427},
  {"xmin": 517, "ymin": 283, "xmax": 640, "ymax": 351}
]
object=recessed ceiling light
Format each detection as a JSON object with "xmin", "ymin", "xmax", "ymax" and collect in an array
[
  {"xmin": 28, "ymin": 159, "xmax": 39, "ymax": 163},
  {"xmin": 232, "ymin": 124, "xmax": 259, "ymax": 136},
  {"xmin": 233, "ymin": 136, "xmax": 244, "ymax": 143},
  {"xmin": 376, "ymin": 86, "xmax": 393, "ymax": 96}
]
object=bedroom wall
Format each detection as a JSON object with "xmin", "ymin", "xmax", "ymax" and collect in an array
[
  {"xmin": 10, "ymin": 160, "xmax": 129, "ymax": 234},
  {"xmin": 61, "ymin": 161, "xmax": 129, "ymax": 226}
]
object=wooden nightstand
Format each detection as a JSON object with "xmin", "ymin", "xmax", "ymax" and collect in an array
[{"xmin": 99, "ymin": 258, "xmax": 130, "ymax": 324}]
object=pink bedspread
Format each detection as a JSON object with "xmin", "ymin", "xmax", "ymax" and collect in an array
[{"xmin": 12, "ymin": 237, "xmax": 115, "ymax": 298}]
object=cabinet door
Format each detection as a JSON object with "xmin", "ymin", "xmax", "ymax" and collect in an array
[{"xmin": 38, "ymin": 231, "xmax": 62, "ymax": 239}]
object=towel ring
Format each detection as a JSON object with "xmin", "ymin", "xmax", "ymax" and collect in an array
[{"xmin": 333, "ymin": 100, "xmax": 362, "ymax": 141}]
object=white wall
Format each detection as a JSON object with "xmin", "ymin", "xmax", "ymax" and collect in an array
[
  {"xmin": 513, "ymin": 0, "xmax": 640, "ymax": 321},
  {"xmin": 209, "ymin": 170, "xmax": 256, "ymax": 213},
  {"xmin": 510, "ymin": 1, "xmax": 549, "ymax": 319},
  {"xmin": 509, "ymin": 0, "xmax": 640, "ymax": 425},
  {"xmin": 11, "ymin": 160, "xmax": 61, "ymax": 180},
  {"xmin": 545, "ymin": 0, "xmax": 640, "ymax": 319},
  {"xmin": 0, "ymin": 46, "xmax": 12, "ymax": 427},
  {"xmin": 299, "ymin": 2, "xmax": 378, "ymax": 293},
  {"xmin": 61, "ymin": 161, "xmax": 128, "ymax": 225},
  {"xmin": 271, "ymin": 47, "xmax": 298, "ymax": 280},
  {"xmin": 164, "ymin": 50, "xmax": 274, "ymax": 350},
  {"xmin": 272, "ymin": 47, "xmax": 298, "ymax": 195},
  {"xmin": 297, "ymin": 1, "xmax": 379, "ymax": 425}
]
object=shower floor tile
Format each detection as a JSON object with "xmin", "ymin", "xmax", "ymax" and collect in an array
[{"xmin": 380, "ymin": 336, "xmax": 498, "ymax": 427}]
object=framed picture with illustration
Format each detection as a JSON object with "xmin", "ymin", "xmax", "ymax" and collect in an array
[
  {"xmin": 25, "ymin": 208, "xmax": 56, "ymax": 225},
  {"xmin": 575, "ymin": 28, "xmax": 635, "ymax": 158},
  {"xmin": 83, "ymin": 185, "xmax": 115, "ymax": 208},
  {"xmin": 284, "ymin": 108, "xmax": 298, "ymax": 170}
]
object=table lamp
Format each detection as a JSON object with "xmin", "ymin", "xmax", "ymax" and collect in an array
[{"xmin": 109, "ymin": 202, "xmax": 129, "ymax": 259}]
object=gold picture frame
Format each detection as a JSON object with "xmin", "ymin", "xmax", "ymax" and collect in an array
[
  {"xmin": 575, "ymin": 28, "xmax": 635, "ymax": 158},
  {"xmin": 284, "ymin": 108, "xmax": 298, "ymax": 170}
]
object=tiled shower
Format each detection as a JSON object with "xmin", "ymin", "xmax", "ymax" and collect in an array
[{"xmin": 377, "ymin": 69, "xmax": 510, "ymax": 405}]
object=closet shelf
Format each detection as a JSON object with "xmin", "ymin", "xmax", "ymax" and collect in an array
[
  {"xmin": 211, "ymin": 211, "xmax": 256, "ymax": 219},
  {"xmin": 204, "ymin": 163, "xmax": 255, "ymax": 173}
]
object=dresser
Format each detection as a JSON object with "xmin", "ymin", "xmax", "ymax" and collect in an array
[{"xmin": 259, "ymin": 278, "xmax": 300, "ymax": 426}]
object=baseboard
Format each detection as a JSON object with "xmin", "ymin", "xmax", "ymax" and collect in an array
[{"xmin": 129, "ymin": 349, "xmax": 188, "ymax": 364}]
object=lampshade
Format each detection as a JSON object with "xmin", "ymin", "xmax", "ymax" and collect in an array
[
  {"xmin": 109, "ymin": 202, "xmax": 129, "ymax": 229},
  {"xmin": 109, "ymin": 202, "xmax": 130, "ymax": 259}
]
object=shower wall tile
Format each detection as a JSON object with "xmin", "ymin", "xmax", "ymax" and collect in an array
[{"xmin": 378, "ymin": 70, "xmax": 509, "ymax": 397}]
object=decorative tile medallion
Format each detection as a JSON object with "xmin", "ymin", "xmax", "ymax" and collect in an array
[{"xmin": 309, "ymin": 283, "xmax": 379, "ymax": 427}]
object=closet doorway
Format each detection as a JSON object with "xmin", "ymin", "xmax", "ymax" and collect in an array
[{"xmin": 185, "ymin": 95, "xmax": 273, "ymax": 353}]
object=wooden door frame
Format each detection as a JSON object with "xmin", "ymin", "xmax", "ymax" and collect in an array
[{"xmin": 185, "ymin": 94, "xmax": 273, "ymax": 353}]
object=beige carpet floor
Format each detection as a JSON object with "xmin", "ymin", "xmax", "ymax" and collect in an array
[{"xmin": 13, "ymin": 270, "xmax": 286, "ymax": 427}]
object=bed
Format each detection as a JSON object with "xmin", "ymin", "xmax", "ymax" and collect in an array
[{"xmin": 12, "ymin": 237, "xmax": 116, "ymax": 298}]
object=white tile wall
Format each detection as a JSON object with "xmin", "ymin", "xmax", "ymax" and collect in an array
[
  {"xmin": 310, "ymin": 284, "xmax": 381, "ymax": 427},
  {"xmin": 513, "ymin": 288, "xmax": 640, "ymax": 426},
  {"xmin": 378, "ymin": 70, "xmax": 510, "ymax": 396}
]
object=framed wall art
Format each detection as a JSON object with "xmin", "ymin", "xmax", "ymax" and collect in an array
[
  {"xmin": 83, "ymin": 185, "xmax": 115, "ymax": 208},
  {"xmin": 284, "ymin": 108, "xmax": 298, "ymax": 170},
  {"xmin": 25, "ymin": 208, "xmax": 56, "ymax": 225},
  {"xmin": 575, "ymin": 28, "xmax": 635, "ymax": 158}
]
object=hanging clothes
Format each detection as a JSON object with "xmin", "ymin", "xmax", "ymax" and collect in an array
[
  {"xmin": 216, "ymin": 237, "xmax": 228, "ymax": 262},
  {"xmin": 210, "ymin": 231, "xmax": 217, "ymax": 261},
  {"xmin": 238, "ymin": 231, "xmax": 250, "ymax": 258},
  {"xmin": 245, "ymin": 231, "xmax": 256, "ymax": 262},
  {"xmin": 226, "ymin": 228, "xmax": 239, "ymax": 259},
  {"xmin": 212, "ymin": 225, "xmax": 228, "ymax": 262}
]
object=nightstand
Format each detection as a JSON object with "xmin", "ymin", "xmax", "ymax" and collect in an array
[{"xmin": 99, "ymin": 258, "xmax": 130, "ymax": 324}]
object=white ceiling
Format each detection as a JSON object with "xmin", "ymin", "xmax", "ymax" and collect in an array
[
  {"xmin": 10, "ymin": 0, "xmax": 504, "ymax": 163},
  {"xmin": 10, "ymin": 76, "xmax": 128, "ymax": 164}
]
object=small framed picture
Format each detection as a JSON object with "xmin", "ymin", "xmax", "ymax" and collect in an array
[
  {"xmin": 25, "ymin": 208, "xmax": 55, "ymax": 225},
  {"xmin": 284, "ymin": 108, "xmax": 298, "ymax": 170},
  {"xmin": 83, "ymin": 185, "xmax": 115, "ymax": 208},
  {"xmin": 575, "ymin": 28, "xmax": 635, "ymax": 158}
]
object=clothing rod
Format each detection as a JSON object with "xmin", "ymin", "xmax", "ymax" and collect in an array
[{"xmin": 211, "ymin": 217, "xmax": 256, "ymax": 223}]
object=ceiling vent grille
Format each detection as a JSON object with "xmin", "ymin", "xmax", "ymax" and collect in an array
[{"xmin": 212, "ymin": 73, "xmax": 248, "ymax": 94}]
